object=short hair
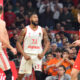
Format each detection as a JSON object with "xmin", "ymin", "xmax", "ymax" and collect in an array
[
  {"xmin": 55, "ymin": 48, "xmax": 62, "ymax": 53},
  {"xmin": 58, "ymin": 65, "xmax": 66, "ymax": 73},
  {"xmin": 29, "ymin": 12, "xmax": 38, "ymax": 18},
  {"xmin": 51, "ymin": 43, "xmax": 57, "ymax": 47},
  {"xmin": 70, "ymin": 46, "xmax": 75, "ymax": 49},
  {"xmin": 0, "ymin": 5, "xmax": 3, "ymax": 14},
  {"xmin": 55, "ymin": 33, "xmax": 60, "ymax": 36},
  {"xmin": 63, "ymin": 49, "xmax": 69, "ymax": 54}
]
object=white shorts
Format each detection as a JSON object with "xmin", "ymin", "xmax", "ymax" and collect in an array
[
  {"xmin": 0, "ymin": 51, "xmax": 10, "ymax": 71},
  {"xmin": 19, "ymin": 54, "xmax": 42, "ymax": 74}
]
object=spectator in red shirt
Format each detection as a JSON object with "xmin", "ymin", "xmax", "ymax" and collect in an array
[{"xmin": 4, "ymin": 4, "xmax": 16, "ymax": 29}]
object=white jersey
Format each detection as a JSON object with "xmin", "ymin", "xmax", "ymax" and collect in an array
[{"xmin": 23, "ymin": 25, "xmax": 43, "ymax": 54}]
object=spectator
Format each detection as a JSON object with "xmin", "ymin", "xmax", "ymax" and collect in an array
[
  {"xmin": 50, "ymin": 0, "xmax": 63, "ymax": 13},
  {"xmin": 71, "ymin": 4, "xmax": 80, "ymax": 30},
  {"xmin": 12, "ymin": 1, "xmax": 20, "ymax": 14},
  {"xmin": 24, "ymin": 15, "xmax": 30, "ymax": 25},
  {"xmin": 36, "ymin": 0, "xmax": 42, "ymax": 9},
  {"xmin": 39, "ymin": 6, "xmax": 54, "ymax": 29},
  {"xmin": 59, "ymin": 31, "xmax": 69, "ymax": 41},
  {"xmin": 10, "ymin": 34, "xmax": 18, "ymax": 48},
  {"xmin": 69, "ymin": 47, "xmax": 77, "ymax": 60},
  {"xmin": 56, "ymin": 50, "xmax": 74, "ymax": 75},
  {"xmin": 55, "ymin": 23, "xmax": 61, "ymax": 30},
  {"xmin": 5, "ymin": 4, "xmax": 16, "ymax": 29},
  {"xmin": 57, "ymin": 30, "xmax": 72, "ymax": 43},
  {"xmin": 26, "ymin": 1, "xmax": 37, "ymax": 14},
  {"xmin": 46, "ymin": 65, "xmax": 71, "ymax": 80},
  {"xmin": 62, "ymin": 38, "xmax": 68, "ymax": 46},
  {"xmin": 42, "ymin": 53, "xmax": 53, "ymax": 80},
  {"xmin": 16, "ymin": 6, "xmax": 26, "ymax": 27},
  {"xmin": 63, "ymin": 41, "xmax": 71, "ymax": 50},
  {"xmin": 59, "ymin": 6, "xmax": 74, "ymax": 30},
  {"xmin": 53, "ymin": 33, "xmax": 63, "ymax": 48},
  {"xmin": 10, "ymin": 23, "xmax": 16, "ymax": 30},
  {"xmin": 50, "ymin": 0, "xmax": 63, "ymax": 24},
  {"xmin": 51, "ymin": 43, "xmax": 57, "ymax": 57},
  {"xmin": 39, "ymin": 0, "xmax": 50, "ymax": 14},
  {"xmin": 71, "ymin": 34, "xmax": 79, "ymax": 42},
  {"xmin": 45, "ymin": 48, "xmax": 62, "ymax": 76},
  {"xmin": 61, "ymin": 0, "xmax": 74, "ymax": 8}
]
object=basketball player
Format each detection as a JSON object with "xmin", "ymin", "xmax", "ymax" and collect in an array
[
  {"xmin": 71, "ymin": 12, "xmax": 80, "ymax": 80},
  {"xmin": 0, "ymin": 5, "xmax": 17, "ymax": 80},
  {"xmin": 16, "ymin": 12, "xmax": 50, "ymax": 80}
]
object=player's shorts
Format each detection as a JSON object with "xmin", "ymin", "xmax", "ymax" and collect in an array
[
  {"xmin": 0, "ymin": 50, "xmax": 10, "ymax": 71},
  {"xmin": 19, "ymin": 53, "xmax": 42, "ymax": 74},
  {"xmin": 73, "ymin": 50, "xmax": 80, "ymax": 70}
]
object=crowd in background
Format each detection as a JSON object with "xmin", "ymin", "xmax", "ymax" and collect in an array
[{"xmin": 3, "ymin": 0, "xmax": 80, "ymax": 80}]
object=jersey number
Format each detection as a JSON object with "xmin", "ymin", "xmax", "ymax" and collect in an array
[{"xmin": 32, "ymin": 39, "xmax": 37, "ymax": 44}]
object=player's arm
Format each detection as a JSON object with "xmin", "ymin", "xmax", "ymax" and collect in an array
[
  {"xmin": 70, "ymin": 40, "xmax": 80, "ymax": 47},
  {"xmin": 0, "ymin": 34, "xmax": 13, "ymax": 50},
  {"xmin": 4, "ymin": 23, "xmax": 10, "ymax": 43},
  {"xmin": 42, "ymin": 28, "xmax": 50, "ymax": 55},
  {"xmin": 16, "ymin": 28, "xmax": 26, "ymax": 55},
  {"xmin": 38, "ymin": 28, "xmax": 50, "ymax": 59},
  {"xmin": 2, "ymin": 22, "xmax": 10, "ymax": 48},
  {"xmin": 0, "ymin": 22, "xmax": 17, "ymax": 54},
  {"xmin": 0, "ymin": 22, "xmax": 12, "ymax": 49},
  {"xmin": 16, "ymin": 28, "xmax": 31, "ymax": 60}
]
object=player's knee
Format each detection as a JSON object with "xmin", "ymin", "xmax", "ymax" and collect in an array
[
  {"xmin": 17, "ymin": 74, "xmax": 25, "ymax": 80},
  {"xmin": 4, "ymin": 69, "xmax": 12, "ymax": 80}
]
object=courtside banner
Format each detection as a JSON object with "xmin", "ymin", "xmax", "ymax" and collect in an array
[{"xmin": 0, "ymin": 0, "xmax": 3, "ymax": 19}]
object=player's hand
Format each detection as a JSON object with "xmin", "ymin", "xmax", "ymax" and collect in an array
[
  {"xmin": 72, "ymin": 40, "xmax": 80, "ymax": 46},
  {"xmin": 38, "ymin": 53, "xmax": 44, "ymax": 59},
  {"xmin": 11, "ymin": 48, "xmax": 17, "ymax": 55},
  {"xmin": 24, "ymin": 54, "xmax": 31, "ymax": 60}
]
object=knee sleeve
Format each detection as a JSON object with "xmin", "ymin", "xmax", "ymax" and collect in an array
[
  {"xmin": 35, "ymin": 71, "xmax": 42, "ymax": 80},
  {"xmin": 4, "ymin": 69, "xmax": 12, "ymax": 80}
]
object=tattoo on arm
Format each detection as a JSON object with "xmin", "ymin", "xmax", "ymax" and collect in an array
[
  {"xmin": 43, "ymin": 28, "xmax": 50, "ymax": 43},
  {"xmin": 17, "ymin": 29, "xmax": 26, "ymax": 43}
]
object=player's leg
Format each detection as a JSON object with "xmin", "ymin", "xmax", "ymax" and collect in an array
[
  {"xmin": 4, "ymin": 69, "xmax": 12, "ymax": 80},
  {"xmin": 17, "ymin": 57, "xmax": 32, "ymax": 80},
  {"xmin": 35, "ymin": 71, "xmax": 43, "ymax": 80},
  {"xmin": 0, "ymin": 53, "xmax": 12, "ymax": 80},
  {"xmin": 71, "ymin": 68, "xmax": 79, "ymax": 80},
  {"xmin": 71, "ymin": 50, "xmax": 80, "ymax": 80},
  {"xmin": 33, "ymin": 55, "xmax": 43, "ymax": 80}
]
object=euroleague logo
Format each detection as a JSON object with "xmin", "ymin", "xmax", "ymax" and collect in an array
[{"xmin": 39, "ymin": 33, "xmax": 41, "ymax": 37}]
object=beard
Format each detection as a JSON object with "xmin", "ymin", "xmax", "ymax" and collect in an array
[{"xmin": 31, "ymin": 21, "xmax": 38, "ymax": 26}]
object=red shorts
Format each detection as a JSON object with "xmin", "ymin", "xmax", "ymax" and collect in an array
[{"xmin": 73, "ymin": 50, "xmax": 80, "ymax": 70}]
